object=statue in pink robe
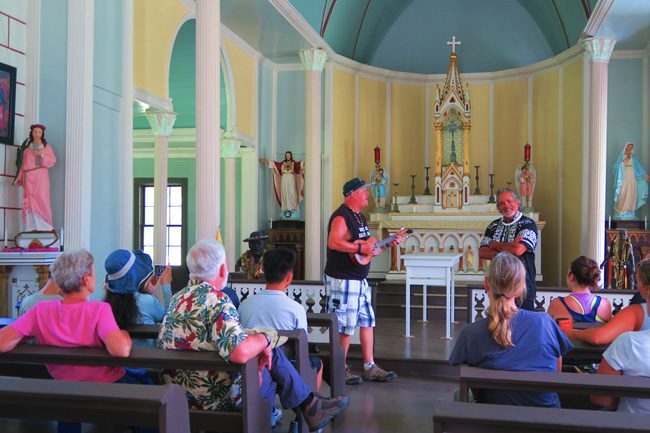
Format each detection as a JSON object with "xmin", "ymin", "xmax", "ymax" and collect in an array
[{"xmin": 13, "ymin": 124, "xmax": 56, "ymax": 231}]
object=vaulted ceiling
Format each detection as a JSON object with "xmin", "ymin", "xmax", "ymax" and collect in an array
[
  {"xmin": 288, "ymin": 0, "xmax": 599, "ymax": 73},
  {"xmin": 221, "ymin": 0, "xmax": 650, "ymax": 74}
]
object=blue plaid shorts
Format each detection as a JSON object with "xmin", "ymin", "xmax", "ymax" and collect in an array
[{"xmin": 324, "ymin": 275, "xmax": 375, "ymax": 335}]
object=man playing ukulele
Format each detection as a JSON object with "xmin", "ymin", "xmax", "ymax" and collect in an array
[{"xmin": 324, "ymin": 177, "xmax": 404, "ymax": 385}]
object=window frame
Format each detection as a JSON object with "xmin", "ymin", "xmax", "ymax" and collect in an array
[{"xmin": 133, "ymin": 178, "xmax": 188, "ymax": 268}]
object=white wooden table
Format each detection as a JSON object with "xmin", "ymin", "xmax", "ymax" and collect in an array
[{"xmin": 402, "ymin": 253, "xmax": 461, "ymax": 339}]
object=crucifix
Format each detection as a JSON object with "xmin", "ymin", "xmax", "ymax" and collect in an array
[
  {"xmin": 447, "ymin": 35, "xmax": 461, "ymax": 53},
  {"xmin": 449, "ymin": 123, "xmax": 457, "ymax": 163}
]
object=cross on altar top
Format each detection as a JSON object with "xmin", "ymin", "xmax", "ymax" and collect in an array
[{"xmin": 447, "ymin": 36, "xmax": 461, "ymax": 53}]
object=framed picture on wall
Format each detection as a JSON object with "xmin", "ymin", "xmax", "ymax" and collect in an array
[{"xmin": 0, "ymin": 62, "xmax": 17, "ymax": 145}]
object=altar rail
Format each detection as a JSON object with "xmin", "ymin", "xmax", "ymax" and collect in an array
[{"xmin": 468, "ymin": 286, "xmax": 635, "ymax": 322}]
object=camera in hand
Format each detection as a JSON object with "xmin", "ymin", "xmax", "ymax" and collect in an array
[{"xmin": 154, "ymin": 265, "xmax": 165, "ymax": 277}]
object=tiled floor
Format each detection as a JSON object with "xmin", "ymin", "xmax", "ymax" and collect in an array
[{"xmin": 302, "ymin": 376, "xmax": 456, "ymax": 433}]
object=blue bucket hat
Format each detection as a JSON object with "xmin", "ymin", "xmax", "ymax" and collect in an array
[{"xmin": 104, "ymin": 249, "xmax": 154, "ymax": 294}]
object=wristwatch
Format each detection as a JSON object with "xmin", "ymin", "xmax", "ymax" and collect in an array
[{"xmin": 262, "ymin": 332, "xmax": 272, "ymax": 348}]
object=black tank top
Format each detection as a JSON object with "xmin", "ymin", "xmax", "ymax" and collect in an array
[{"xmin": 324, "ymin": 204, "xmax": 371, "ymax": 280}]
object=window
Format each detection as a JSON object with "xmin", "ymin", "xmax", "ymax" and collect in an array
[{"xmin": 134, "ymin": 179, "xmax": 187, "ymax": 267}]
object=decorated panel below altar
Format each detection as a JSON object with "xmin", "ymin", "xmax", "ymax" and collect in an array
[
  {"xmin": 0, "ymin": 251, "xmax": 60, "ymax": 317},
  {"xmin": 368, "ymin": 194, "xmax": 545, "ymax": 283}
]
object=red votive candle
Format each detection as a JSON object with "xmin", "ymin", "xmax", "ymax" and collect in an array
[
  {"xmin": 524, "ymin": 143, "xmax": 531, "ymax": 162},
  {"xmin": 374, "ymin": 146, "xmax": 381, "ymax": 165}
]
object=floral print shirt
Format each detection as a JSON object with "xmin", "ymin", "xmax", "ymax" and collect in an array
[{"xmin": 157, "ymin": 280, "xmax": 247, "ymax": 411}]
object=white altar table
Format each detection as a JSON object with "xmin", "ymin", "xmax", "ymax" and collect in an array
[{"xmin": 402, "ymin": 253, "xmax": 461, "ymax": 339}]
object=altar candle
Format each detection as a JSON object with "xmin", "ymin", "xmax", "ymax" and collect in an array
[
  {"xmin": 3, "ymin": 229, "xmax": 6, "ymax": 248},
  {"xmin": 608, "ymin": 215, "xmax": 611, "ymax": 230},
  {"xmin": 524, "ymin": 143, "xmax": 531, "ymax": 162},
  {"xmin": 60, "ymin": 227, "xmax": 64, "ymax": 250},
  {"xmin": 645, "ymin": 216, "xmax": 647, "ymax": 230}
]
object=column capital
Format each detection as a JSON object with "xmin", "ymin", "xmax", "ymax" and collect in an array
[
  {"xmin": 221, "ymin": 137, "xmax": 242, "ymax": 159},
  {"xmin": 299, "ymin": 48, "xmax": 328, "ymax": 72},
  {"xmin": 584, "ymin": 37, "xmax": 616, "ymax": 62},
  {"xmin": 145, "ymin": 109, "xmax": 177, "ymax": 137}
]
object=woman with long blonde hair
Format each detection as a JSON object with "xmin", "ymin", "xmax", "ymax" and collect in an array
[{"xmin": 450, "ymin": 252, "xmax": 573, "ymax": 407}]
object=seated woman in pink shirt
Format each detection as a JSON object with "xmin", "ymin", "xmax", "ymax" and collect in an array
[{"xmin": 0, "ymin": 249, "xmax": 135, "ymax": 433}]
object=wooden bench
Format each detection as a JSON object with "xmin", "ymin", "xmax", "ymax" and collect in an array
[
  {"xmin": 1, "ymin": 311, "xmax": 346, "ymax": 398},
  {"xmin": 0, "ymin": 376, "xmax": 190, "ymax": 433},
  {"xmin": 433, "ymin": 400, "xmax": 650, "ymax": 433},
  {"xmin": 0, "ymin": 345, "xmax": 270, "ymax": 433},
  {"xmin": 128, "ymin": 311, "xmax": 345, "ymax": 398},
  {"xmin": 459, "ymin": 365, "xmax": 650, "ymax": 402}
]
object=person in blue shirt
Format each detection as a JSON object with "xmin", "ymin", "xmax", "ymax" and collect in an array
[
  {"xmin": 449, "ymin": 252, "xmax": 573, "ymax": 407},
  {"xmin": 103, "ymin": 249, "xmax": 172, "ymax": 349},
  {"xmin": 239, "ymin": 247, "xmax": 322, "ymax": 390}
]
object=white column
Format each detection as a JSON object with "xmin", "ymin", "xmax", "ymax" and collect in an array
[
  {"xmin": 299, "ymin": 48, "xmax": 327, "ymax": 280},
  {"xmin": 239, "ymin": 146, "xmax": 259, "ymax": 254},
  {"xmin": 584, "ymin": 37, "xmax": 616, "ymax": 266},
  {"xmin": 64, "ymin": 0, "xmax": 94, "ymax": 250},
  {"xmin": 146, "ymin": 110, "xmax": 176, "ymax": 265},
  {"xmin": 221, "ymin": 137, "xmax": 241, "ymax": 271},
  {"xmin": 25, "ymin": 0, "xmax": 41, "ymax": 127},
  {"xmin": 195, "ymin": 0, "xmax": 221, "ymax": 242},
  {"xmin": 119, "ymin": 0, "xmax": 134, "ymax": 249}
]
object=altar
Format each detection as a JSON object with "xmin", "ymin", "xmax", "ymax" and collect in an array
[
  {"xmin": 369, "ymin": 194, "xmax": 545, "ymax": 283},
  {"xmin": 366, "ymin": 37, "xmax": 544, "ymax": 283}
]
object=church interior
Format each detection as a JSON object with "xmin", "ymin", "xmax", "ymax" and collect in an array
[{"xmin": 1, "ymin": 0, "xmax": 650, "ymax": 431}]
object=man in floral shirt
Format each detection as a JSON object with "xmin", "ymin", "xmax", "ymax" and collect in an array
[{"xmin": 158, "ymin": 239, "xmax": 349, "ymax": 431}]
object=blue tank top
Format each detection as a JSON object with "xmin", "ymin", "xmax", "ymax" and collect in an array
[{"xmin": 558, "ymin": 295, "xmax": 602, "ymax": 323}]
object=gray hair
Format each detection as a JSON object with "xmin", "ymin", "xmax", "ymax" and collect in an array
[
  {"xmin": 50, "ymin": 249, "xmax": 94, "ymax": 294},
  {"xmin": 187, "ymin": 240, "xmax": 226, "ymax": 281},
  {"xmin": 496, "ymin": 188, "xmax": 520, "ymax": 204}
]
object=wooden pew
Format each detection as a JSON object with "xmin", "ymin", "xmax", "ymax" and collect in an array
[
  {"xmin": 0, "ymin": 345, "xmax": 270, "ymax": 433},
  {"xmin": 433, "ymin": 401, "xmax": 650, "ymax": 433},
  {"xmin": 458, "ymin": 365, "xmax": 650, "ymax": 402},
  {"xmin": 0, "ymin": 376, "xmax": 190, "ymax": 433},
  {"xmin": 304, "ymin": 313, "xmax": 346, "ymax": 399},
  {"xmin": 128, "ymin": 311, "xmax": 346, "ymax": 398}
]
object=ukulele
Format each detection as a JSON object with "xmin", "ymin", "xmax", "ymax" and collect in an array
[{"xmin": 349, "ymin": 228, "xmax": 411, "ymax": 266}]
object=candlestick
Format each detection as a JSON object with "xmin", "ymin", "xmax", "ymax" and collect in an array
[
  {"xmin": 409, "ymin": 175, "xmax": 417, "ymax": 204},
  {"xmin": 488, "ymin": 174, "xmax": 496, "ymax": 203},
  {"xmin": 473, "ymin": 165, "xmax": 481, "ymax": 195},
  {"xmin": 3, "ymin": 229, "xmax": 6, "ymax": 248},
  {"xmin": 608, "ymin": 216, "xmax": 611, "ymax": 230},
  {"xmin": 423, "ymin": 167, "xmax": 431, "ymax": 195},
  {"xmin": 392, "ymin": 183, "xmax": 400, "ymax": 213}
]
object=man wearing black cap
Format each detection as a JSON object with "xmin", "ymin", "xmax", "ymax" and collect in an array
[{"xmin": 324, "ymin": 177, "xmax": 400, "ymax": 385}]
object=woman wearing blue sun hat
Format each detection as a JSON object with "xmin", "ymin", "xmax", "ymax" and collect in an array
[{"xmin": 103, "ymin": 249, "xmax": 172, "ymax": 348}]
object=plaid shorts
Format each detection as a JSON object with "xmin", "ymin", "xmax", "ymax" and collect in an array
[{"xmin": 324, "ymin": 275, "xmax": 375, "ymax": 335}]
